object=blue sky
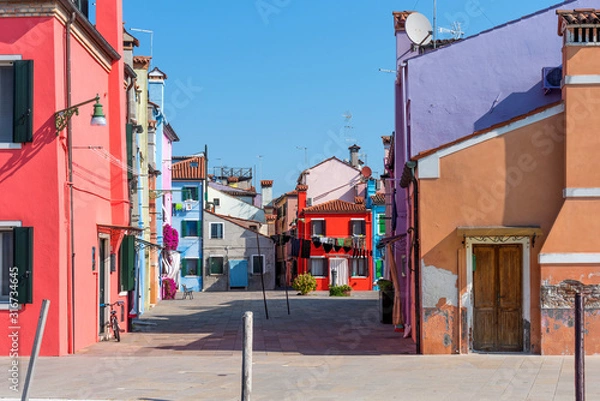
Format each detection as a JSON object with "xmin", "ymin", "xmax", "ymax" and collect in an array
[{"xmin": 121, "ymin": 0, "xmax": 568, "ymax": 196}]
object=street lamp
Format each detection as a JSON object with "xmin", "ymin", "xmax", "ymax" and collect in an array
[
  {"xmin": 54, "ymin": 94, "xmax": 106, "ymax": 133},
  {"xmin": 54, "ymin": 93, "xmax": 106, "ymax": 353}
]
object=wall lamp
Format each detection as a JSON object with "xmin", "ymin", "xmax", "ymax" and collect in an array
[{"xmin": 54, "ymin": 94, "xmax": 106, "ymax": 133}]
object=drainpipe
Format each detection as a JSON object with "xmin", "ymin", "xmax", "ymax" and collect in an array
[
  {"xmin": 66, "ymin": 11, "xmax": 77, "ymax": 355},
  {"xmin": 409, "ymin": 161, "xmax": 421, "ymax": 355},
  {"xmin": 402, "ymin": 160, "xmax": 421, "ymax": 354}
]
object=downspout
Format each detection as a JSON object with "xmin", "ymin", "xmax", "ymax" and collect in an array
[
  {"xmin": 408, "ymin": 160, "xmax": 421, "ymax": 354},
  {"xmin": 66, "ymin": 11, "xmax": 77, "ymax": 355}
]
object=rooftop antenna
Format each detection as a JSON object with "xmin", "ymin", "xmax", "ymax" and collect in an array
[
  {"xmin": 296, "ymin": 146, "xmax": 308, "ymax": 168},
  {"xmin": 433, "ymin": 0, "xmax": 437, "ymax": 48},
  {"xmin": 438, "ymin": 21, "xmax": 465, "ymax": 40},
  {"xmin": 130, "ymin": 28, "xmax": 154, "ymax": 59},
  {"xmin": 405, "ymin": 12, "xmax": 433, "ymax": 49}
]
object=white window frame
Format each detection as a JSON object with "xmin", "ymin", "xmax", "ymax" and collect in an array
[
  {"xmin": 350, "ymin": 218, "xmax": 366, "ymax": 237},
  {"xmin": 311, "ymin": 218, "xmax": 325, "ymax": 237},
  {"xmin": 350, "ymin": 257, "xmax": 368, "ymax": 277},
  {"xmin": 209, "ymin": 222, "xmax": 224, "ymax": 239},
  {"xmin": 309, "ymin": 256, "xmax": 327, "ymax": 277},
  {"xmin": 251, "ymin": 254, "xmax": 265, "ymax": 275},
  {"xmin": 0, "ymin": 221, "xmax": 21, "ymax": 308},
  {"xmin": 207, "ymin": 255, "xmax": 225, "ymax": 275},
  {"xmin": 0, "ymin": 55, "xmax": 23, "ymax": 149}
]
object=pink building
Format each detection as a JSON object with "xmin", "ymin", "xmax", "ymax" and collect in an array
[{"xmin": 0, "ymin": 0, "xmax": 133, "ymax": 356}]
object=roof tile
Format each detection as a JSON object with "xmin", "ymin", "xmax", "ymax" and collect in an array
[
  {"xmin": 304, "ymin": 199, "xmax": 367, "ymax": 214},
  {"xmin": 172, "ymin": 156, "xmax": 205, "ymax": 180}
]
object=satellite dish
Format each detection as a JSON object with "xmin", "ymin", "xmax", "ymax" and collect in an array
[
  {"xmin": 361, "ymin": 166, "xmax": 372, "ymax": 179},
  {"xmin": 405, "ymin": 12, "xmax": 433, "ymax": 46}
]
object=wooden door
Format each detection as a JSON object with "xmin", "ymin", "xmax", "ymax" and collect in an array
[{"xmin": 473, "ymin": 244, "xmax": 523, "ymax": 352}]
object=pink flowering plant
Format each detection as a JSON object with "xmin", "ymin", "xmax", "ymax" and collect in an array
[
  {"xmin": 163, "ymin": 224, "xmax": 179, "ymax": 251},
  {"xmin": 162, "ymin": 277, "xmax": 177, "ymax": 300}
]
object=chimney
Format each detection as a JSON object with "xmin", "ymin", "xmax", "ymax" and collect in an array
[
  {"xmin": 540, "ymin": 9, "xmax": 600, "ymax": 260},
  {"xmin": 296, "ymin": 184, "xmax": 308, "ymax": 211},
  {"xmin": 349, "ymin": 144, "xmax": 361, "ymax": 168},
  {"xmin": 261, "ymin": 180, "xmax": 273, "ymax": 207},
  {"xmin": 393, "ymin": 11, "xmax": 420, "ymax": 67}
]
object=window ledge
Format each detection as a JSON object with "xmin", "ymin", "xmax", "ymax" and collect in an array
[{"xmin": 0, "ymin": 143, "xmax": 22, "ymax": 150}]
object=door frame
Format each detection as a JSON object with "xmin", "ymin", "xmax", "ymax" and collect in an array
[
  {"xmin": 465, "ymin": 236, "xmax": 531, "ymax": 352},
  {"xmin": 98, "ymin": 234, "xmax": 111, "ymax": 340}
]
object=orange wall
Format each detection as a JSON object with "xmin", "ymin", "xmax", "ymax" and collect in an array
[{"xmin": 418, "ymin": 113, "xmax": 565, "ymax": 354}]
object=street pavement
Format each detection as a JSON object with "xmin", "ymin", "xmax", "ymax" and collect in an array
[{"xmin": 1, "ymin": 290, "xmax": 599, "ymax": 400}]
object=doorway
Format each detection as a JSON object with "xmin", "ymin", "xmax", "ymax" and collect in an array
[
  {"xmin": 472, "ymin": 244, "xmax": 523, "ymax": 352},
  {"xmin": 98, "ymin": 236, "xmax": 110, "ymax": 338}
]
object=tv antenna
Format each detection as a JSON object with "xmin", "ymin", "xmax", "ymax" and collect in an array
[
  {"xmin": 130, "ymin": 28, "xmax": 154, "ymax": 59},
  {"xmin": 438, "ymin": 22, "xmax": 464, "ymax": 40},
  {"xmin": 405, "ymin": 12, "xmax": 433, "ymax": 48},
  {"xmin": 342, "ymin": 111, "xmax": 353, "ymax": 130}
]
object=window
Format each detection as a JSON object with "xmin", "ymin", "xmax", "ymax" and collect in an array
[
  {"xmin": 311, "ymin": 220, "xmax": 325, "ymax": 237},
  {"xmin": 0, "ymin": 59, "xmax": 33, "ymax": 145},
  {"xmin": 182, "ymin": 258, "xmax": 200, "ymax": 276},
  {"xmin": 377, "ymin": 214, "xmax": 386, "ymax": 235},
  {"xmin": 182, "ymin": 186, "xmax": 199, "ymax": 201},
  {"xmin": 350, "ymin": 258, "xmax": 368, "ymax": 277},
  {"xmin": 309, "ymin": 258, "xmax": 327, "ymax": 277},
  {"xmin": 181, "ymin": 220, "xmax": 201, "ymax": 237},
  {"xmin": 213, "ymin": 198, "xmax": 220, "ymax": 206},
  {"xmin": 252, "ymin": 255, "xmax": 264, "ymax": 275},
  {"xmin": 208, "ymin": 256, "xmax": 224, "ymax": 275},
  {"xmin": 210, "ymin": 222, "xmax": 224, "ymax": 239},
  {"xmin": 351, "ymin": 220, "xmax": 366, "ymax": 236},
  {"xmin": 0, "ymin": 225, "xmax": 33, "ymax": 305}
]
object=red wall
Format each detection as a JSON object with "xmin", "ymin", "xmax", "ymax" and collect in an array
[
  {"xmin": 0, "ymin": 8, "xmax": 128, "ymax": 356},
  {"xmin": 299, "ymin": 212, "xmax": 373, "ymax": 291}
]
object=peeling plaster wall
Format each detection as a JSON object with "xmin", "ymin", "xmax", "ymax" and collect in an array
[{"xmin": 422, "ymin": 262, "xmax": 458, "ymax": 308}]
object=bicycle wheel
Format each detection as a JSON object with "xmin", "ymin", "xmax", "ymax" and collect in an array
[{"xmin": 112, "ymin": 318, "xmax": 121, "ymax": 342}]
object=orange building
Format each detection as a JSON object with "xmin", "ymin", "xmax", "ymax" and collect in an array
[{"xmin": 409, "ymin": 9, "xmax": 600, "ymax": 354}]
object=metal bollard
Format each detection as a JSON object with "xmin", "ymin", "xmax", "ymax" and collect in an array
[{"xmin": 241, "ymin": 311, "xmax": 253, "ymax": 401}]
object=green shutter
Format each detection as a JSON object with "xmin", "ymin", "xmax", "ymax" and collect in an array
[
  {"xmin": 192, "ymin": 187, "xmax": 198, "ymax": 200},
  {"xmin": 197, "ymin": 220, "xmax": 202, "ymax": 237},
  {"xmin": 378, "ymin": 214, "xmax": 386, "ymax": 235},
  {"xmin": 14, "ymin": 227, "xmax": 33, "ymax": 304},
  {"xmin": 13, "ymin": 60, "xmax": 33, "ymax": 143},
  {"xmin": 126, "ymin": 123, "xmax": 133, "ymax": 181},
  {"xmin": 119, "ymin": 235, "xmax": 135, "ymax": 292},
  {"xmin": 181, "ymin": 220, "xmax": 188, "ymax": 237}
]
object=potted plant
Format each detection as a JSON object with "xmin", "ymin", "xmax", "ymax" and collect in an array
[
  {"xmin": 292, "ymin": 273, "xmax": 317, "ymax": 295},
  {"xmin": 329, "ymin": 284, "xmax": 352, "ymax": 297}
]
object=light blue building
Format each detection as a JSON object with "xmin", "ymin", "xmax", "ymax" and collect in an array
[
  {"xmin": 171, "ymin": 155, "xmax": 205, "ymax": 292},
  {"xmin": 366, "ymin": 179, "xmax": 386, "ymax": 290}
]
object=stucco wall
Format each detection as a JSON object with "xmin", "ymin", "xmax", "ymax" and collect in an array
[
  {"xmin": 208, "ymin": 186, "xmax": 265, "ymax": 222},
  {"xmin": 203, "ymin": 212, "xmax": 275, "ymax": 291},
  {"xmin": 304, "ymin": 159, "xmax": 365, "ymax": 205},
  {"xmin": 418, "ymin": 112, "xmax": 565, "ymax": 354}
]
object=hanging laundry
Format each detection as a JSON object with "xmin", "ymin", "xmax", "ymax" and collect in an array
[
  {"xmin": 291, "ymin": 238, "xmax": 300, "ymax": 257},
  {"xmin": 301, "ymin": 239, "xmax": 312, "ymax": 258},
  {"xmin": 343, "ymin": 246, "xmax": 352, "ymax": 253},
  {"xmin": 323, "ymin": 242, "xmax": 333, "ymax": 253},
  {"xmin": 312, "ymin": 237, "xmax": 322, "ymax": 248}
]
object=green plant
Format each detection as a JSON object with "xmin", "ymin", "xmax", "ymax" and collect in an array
[
  {"xmin": 329, "ymin": 284, "xmax": 352, "ymax": 297},
  {"xmin": 292, "ymin": 273, "xmax": 317, "ymax": 295},
  {"xmin": 377, "ymin": 279, "xmax": 393, "ymax": 292}
]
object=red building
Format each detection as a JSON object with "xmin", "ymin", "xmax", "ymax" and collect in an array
[
  {"xmin": 296, "ymin": 185, "xmax": 373, "ymax": 291},
  {"xmin": 0, "ymin": 0, "xmax": 132, "ymax": 356}
]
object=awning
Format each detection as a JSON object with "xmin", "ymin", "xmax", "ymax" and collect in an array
[
  {"xmin": 134, "ymin": 238, "xmax": 163, "ymax": 250},
  {"xmin": 97, "ymin": 224, "xmax": 143, "ymax": 235}
]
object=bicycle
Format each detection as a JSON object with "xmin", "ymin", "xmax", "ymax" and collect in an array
[{"xmin": 100, "ymin": 300, "xmax": 124, "ymax": 342}]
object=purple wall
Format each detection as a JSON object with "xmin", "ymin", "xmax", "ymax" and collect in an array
[{"xmin": 403, "ymin": 1, "xmax": 596, "ymax": 157}]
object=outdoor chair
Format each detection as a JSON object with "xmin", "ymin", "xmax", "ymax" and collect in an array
[{"xmin": 181, "ymin": 284, "xmax": 193, "ymax": 300}]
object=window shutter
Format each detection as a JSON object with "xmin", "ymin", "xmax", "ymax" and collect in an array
[
  {"xmin": 126, "ymin": 124, "xmax": 133, "ymax": 181},
  {"xmin": 119, "ymin": 234, "xmax": 135, "ymax": 292},
  {"xmin": 191, "ymin": 186, "xmax": 198, "ymax": 200},
  {"xmin": 13, "ymin": 60, "xmax": 33, "ymax": 143},
  {"xmin": 181, "ymin": 220, "xmax": 188, "ymax": 237},
  {"xmin": 361, "ymin": 220, "xmax": 366, "ymax": 235},
  {"xmin": 197, "ymin": 220, "xmax": 202, "ymax": 237},
  {"xmin": 378, "ymin": 214, "xmax": 385, "ymax": 235},
  {"xmin": 13, "ymin": 227, "xmax": 33, "ymax": 304}
]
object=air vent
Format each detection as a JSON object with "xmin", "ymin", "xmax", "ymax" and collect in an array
[{"xmin": 542, "ymin": 66, "xmax": 562, "ymax": 93}]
